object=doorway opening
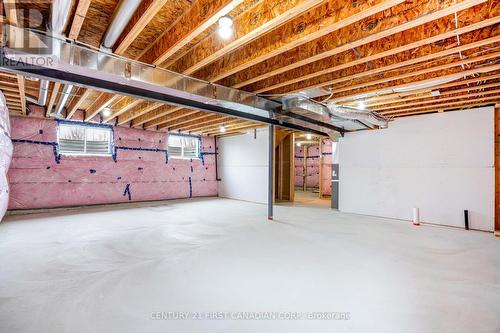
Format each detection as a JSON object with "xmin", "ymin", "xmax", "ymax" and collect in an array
[{"xmin": 274, "ymin": 129, "xmax": 332, "ymax": 208}]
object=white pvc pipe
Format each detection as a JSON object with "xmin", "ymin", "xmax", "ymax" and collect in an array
[
  {"xmin": 101, "ymin": 0, "xmax": 142, "ymax": 49},
  {"xmin": 413, "ymin": 207, "xmax": 420, "ymax": 226}
]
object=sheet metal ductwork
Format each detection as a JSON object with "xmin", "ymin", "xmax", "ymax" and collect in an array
[
  {"xmin": 326, "ymin": 103, "xmax": 389, "ymax": 128},
  {"xmin": 281, "ymin": 95, "xmax": 389, "ymax": 129}
]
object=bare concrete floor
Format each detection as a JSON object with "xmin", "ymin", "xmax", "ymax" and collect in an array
[{"xmin": 0, "ymin": 198, "xmax": 499, "ymax": 333}]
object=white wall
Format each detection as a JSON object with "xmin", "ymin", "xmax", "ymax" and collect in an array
[
  {"xmin": 338, "ymin": 106, "xmax": 494, "ymax": 231},
  {"xmin": 218, "ymin": 128, "xmax": 269, "ymax": 204}
]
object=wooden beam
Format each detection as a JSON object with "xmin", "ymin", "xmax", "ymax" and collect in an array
[
  {"xmin": 140, "ymin": 0, "xmax": 244, "ymax": 65},
  {"xmin": 382, "ymin": 95, "xmax": 500, "ymax": 115},
  {"xmin": 264, "ymin": 31, "xmax": 500, "ymax": 95},
  {"xmin": 329, "ymin": 50, "xmax": 500, "ymax": 98},
  {"xmin": 46, "ymin": 82, "xmax": 61, "ymax": 117},
  {"xmin": 203, "ymin": 122, "xmax": 262, "ymax": 135},
  {"xmin": 103, "ymin": 97, "xmax": 142, "ymax": 123},
  {"xmin": 2, "ymin": 0, "xmax": 17, "ymax": 26},
  {"xmin": 117, "ymin": 102, "xmax": 162, "ymax": 125},
  {"xmin": 392, "ymin": 101, "xmax": 498, "ymax": 117},
  {"xmin": 113, "ymin": 0, "xmax": 170, "ymax": 55},
  {"xmin": 370, "ymin": 82, "xmax": 500, "ymax": 109},
  {"xmin": 16, "ymin": 74, "xmax": 25, "ymax": 114},
  {"xmin": 133, "ymin": 105, "xmax": 182, "ymax": 127},
  {"xmin": 85, "ymin": 93, "xmax": 119, "ymax": 121},
  {"xmin": 374, "ymin": 88, "xmax": 500, "ymax": 112},
  {"xmin": 66, "ymin": 88, "xmax": 92, "ymax": 119},
  {"xmin": 168, "ymin": 0, "xmax": 325, "ymax": 75},
  {"xmin": 248, "ymin": 12, "xmax": 500, "ymax": 93},
  {"xmin": 166, "ymin": 114, "xmax": 224, "ymax": 131},
  {"xmin": 332, "ymin": 62, "xmax": 500, "ymax": 103},
  {"xmin": 196, "ymin": 0, "xmax": 404, "ymax": 82},
  {"xmin": 180, "ymin": 117, "xmax": 240, "ymax": 133},
  {"xmin": 68, "ymin": 0, "xmax": 91, "ymax": 40},
  {"xmin": 160, "ymin": 112, "xmax": 219, "ymax": 130},
  {"xmin": 145, "ymin": 109, "xmax": 199, "ymax": 129},
  {"xmin": 223, "ymin": 0, "xmax": 489, "ymax": 89},
  {"xmin": 346, "ymin": 72, "xmax": 500, "ymax": 106}
]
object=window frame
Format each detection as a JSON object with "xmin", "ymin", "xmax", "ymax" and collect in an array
[
  {"xmin": 167, "ymin": 133, "xmax": 201, "ymax": 160},
  {"xmin": 57, "ymin": 120, "xmax": 114, "ymax": 157}
]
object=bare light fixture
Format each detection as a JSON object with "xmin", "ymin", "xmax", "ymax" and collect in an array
[
  {"xmin": 306, "ymin": 133, "xmax": 312, "ymax": 140},
  {"xmin": 218, "ymin": 16, "xmax": 234, "ymax": 40},
  {"xmin": 219, "ymin": 125, "xmax": 226, "ymax": 133},
  {"xmin": 102, "ymin": 107, "xmax": 111, "ymax": 117},
  {"xmin": 358, "ymin": 101, "xmax": 366, "ymax": 109},
  {"xmin": 296, "ymin": 142, "xmax": 302, "ymax": 147}
]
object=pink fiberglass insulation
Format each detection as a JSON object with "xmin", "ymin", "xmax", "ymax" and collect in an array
[
  {"xmin": 8, "ymin": 115, "xmax": 217, "ymax": 209},
  {"xmin": 294, "ymin": 146, "xmax": 304, "ymax": 187},
  {"xmin": 0, "ymin": 92, "xmax": 12, "ymax": 219},
  {"xmin": 320, "ymin": 138, "xmax": 332, "ymax": 197},
  {"xmin": 306, "ymin": 145, "xmax": 320, "ymax": 188}
]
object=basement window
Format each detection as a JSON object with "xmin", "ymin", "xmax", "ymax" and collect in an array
[
  {"xmin": 57, "ymin": 123, "xmax": 112, "ymax": 156},
  {"xmin": 168, "ymin": 134, "xmax": 200, "ymax": 159}
]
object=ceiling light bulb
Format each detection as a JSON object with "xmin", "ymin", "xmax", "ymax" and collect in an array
[
  {"xmin": 102, "ymin": 107, "xmax": 111, "ymax": 117},
  {"xmin": 220, "ymin": 125, "xmax": 226, "ymax": 133},
  {"xmin": 296, "ymin": 142, "xmax": 301, "ymax": 147},
  {"xmin": 306, "ymin": 133, "xmax": 312, "ymax": 140},
  {"xmin": 218, "ymin": 16, "xmax": 234, "ymax": 40}
]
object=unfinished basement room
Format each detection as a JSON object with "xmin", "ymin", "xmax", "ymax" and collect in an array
[{"xmin": 0, "ymin": 0, "xmax": 499, "ymax": 332}]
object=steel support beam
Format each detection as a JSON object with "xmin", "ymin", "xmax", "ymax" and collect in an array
[{"xmin": 268, "ymin": 125, "xmax": 274, "ymax": 220}]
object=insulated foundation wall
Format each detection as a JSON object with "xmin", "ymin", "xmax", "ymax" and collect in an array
[
  {"xmin": 294, "ymin": 147, "xmax": 304, "ymax": 188},
  {"xmin": 294, "ymin": 140, "xmax": 332, "ymax": 196},
  {"xmin": 8, "ymin": 113, "xmax": 217, "ymax": 209}
]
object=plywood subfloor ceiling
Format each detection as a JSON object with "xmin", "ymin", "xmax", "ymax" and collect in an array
[{"xmin": 1, "ymin": 0, "xmax": 499, "ymax": 136}]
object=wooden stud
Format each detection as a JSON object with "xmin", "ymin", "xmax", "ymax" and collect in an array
[
  {"xmin": 16, "ymin": 74, "xmax": 25, "ymax": 115},
  {"xmin": 85, "ymin": 93, "xmax": 119, "ymax": 121},
  {"xmin": 269, "ymin": 33, "xmax": 500, "ymax": 95},
  {"xmin": 113, "ymin": 0, "xmax": 170, "ymax": 55},
  {"xmin": 140, "ymin": 0, "xmax": 244, "ymax": 65},
  {"xmin": 144, "ymin": 109, "xmax": 199, "ymax": 129},
  {"xmin": 117, "ymin": 102, "xmax": 163, "ymax": 126},
  {"xmin": 132, "ymin": 105, "xmax": 181, "ymax": 127},
  {"xmin": 196, "ymin": 0, "xmax": 404, "ymax": 82},
  {"xmin": 66, "ymin": 88, "xmax": 92, "ymax": 119},
  {"xmin": 168, "ymin": 0, "xmax": 325, "ymax": 75},
  {"xmin": 103, "ymin": 97, "xmax": 142, "ymax": 123},
  {"xmin": 160, "ymin": 112, "xmax": 220, "ymax": 130},
  {"xmin": 329, "ymin": 50, "xmax": 500, "ymax": 98},
  {"xmin": 332, "ymin": 63, "xmax": 500, "ymax": 103},
  {"xmin": 46, "ymin": 82, "xmax": 61, "ymax": 117},
  {"xmin": 68, "ymin": 0, "xmax": 91, "ymax": 40},
  {"xmin": 224, "ymin": 0, "xmax": 489, "ymax": 89},
  {"xmin": 247, "ymin": 13, "xmax": 500, "ymax": 93},
  {"xmin": 382, "ymin": 95, "xmax": 500, "ymax": 115}
]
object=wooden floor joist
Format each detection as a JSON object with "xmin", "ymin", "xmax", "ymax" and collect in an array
[
  {"xmin": 224, "ymin": 0, "xmax": 490, "ymax": 89},
  {"xmin": 168, "ymin": 0, "xmax": 325, "ymax": 75},
  {"xmin": 195, "ymin": 0, "xmax": 404, "ymax": 82}
]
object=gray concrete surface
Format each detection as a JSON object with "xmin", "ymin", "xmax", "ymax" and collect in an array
[{"xmin": 0, "ymin": 198, "xmax": 499, "ymax": 332}]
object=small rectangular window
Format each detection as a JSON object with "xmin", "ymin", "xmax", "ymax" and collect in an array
[
  {"xmin": 58, "ymin": 123, "xmax": 112, "ymax": 156},
  {"xmin": 168, "ymin": 134, "xmax": 200, "ymax": 159}
]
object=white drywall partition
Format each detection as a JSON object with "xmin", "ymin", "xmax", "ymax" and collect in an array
[
  {"xmin": 338, "ymin": 106, "xmax": 494, "ymax": 231},
  {"xmin": 217, "ymin": 128, "xmax": 269, "ymax": 204}
]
